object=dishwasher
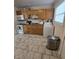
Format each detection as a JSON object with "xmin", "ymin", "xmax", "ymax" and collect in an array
[{"xmin": 43, "ymin": 22, "xmax": 54, "ymax": 37}]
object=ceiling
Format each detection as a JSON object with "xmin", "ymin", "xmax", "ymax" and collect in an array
[{"xmin": 15, "ymin": 0, "xmax": 64, "ymax": 8}]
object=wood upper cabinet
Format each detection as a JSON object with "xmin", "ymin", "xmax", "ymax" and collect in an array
[
  {"xmin": 16, "ymin": 10, "xmax": 22, "ymax": 15},
  {"xmin": 16, "ymin": 8, "xmax": 53, "ymax": 20},
  {"xmin": 44, "ymin": 9, "xmax": 53, "ymax": 19}
]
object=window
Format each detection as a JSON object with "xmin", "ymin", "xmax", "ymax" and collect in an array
[{"xmin": 54, "ymin": 1, "xmax": 65, "ymax": 23}]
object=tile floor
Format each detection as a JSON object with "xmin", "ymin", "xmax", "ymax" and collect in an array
[{"xmin": 14, "ymin": 34, "xmax": 61, "ymax": 59}]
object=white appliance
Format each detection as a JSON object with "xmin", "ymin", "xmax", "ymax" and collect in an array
[
  {"xmin": 17, "ymin": 15, "xmax": 24, "ymax": 20},
  {"xmin": 16, "ymin": 15, "xmax": 25, "ymax": 34},
  {"xmin": 17, "ymin": 20, "xmax": 26, "ymax": 25},
  {"xmin": 16, "ymin": 25, "xmax": 24, "ymax": 34},
  {"xmin": 43, "ymin": 22, "xmax": 54, "ymax": 37}
]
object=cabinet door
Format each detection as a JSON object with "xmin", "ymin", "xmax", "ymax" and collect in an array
[
  {"xmin": 37, "ymin": 25, "xmax": 43, "ymax": 35},
  {"xmin": 32, "ymin": 25, "xmax": 43, "ymax": 35},
  {"xmin": 23, "ymin": 25, "xmax": 32, "ymax": 34},
  {"xmin": 16, "ymin": 10, "xmax": 22, "ymax": 15}
]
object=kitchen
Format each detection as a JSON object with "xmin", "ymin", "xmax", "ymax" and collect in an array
[
  {"xmin": 16, "ymin": 8, "xmax": 54, "ymax": 36},
  {"xmin": 14, "ymin": 0, "xmax": 65, "ymax": 59}
]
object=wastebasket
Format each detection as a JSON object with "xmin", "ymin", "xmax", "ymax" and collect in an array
[{"xmin": 46, "ymin": 36, "xmax": 60, "ymax": 50}]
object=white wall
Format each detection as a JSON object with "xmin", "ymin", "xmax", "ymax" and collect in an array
[
  {"xmin": 61, "ymin": 39, "xmax": 65, "ymax": 59},
  {"xmin": 53, "ymin": 0, "xmax": 65, "ymax": 58},
  {"xmin": 14, "ymin": 7, "xmax": 17, "ymax": 34},
  {"xmin": 53, "ymin": 21, "xmax": 65, "ymax": 58}
]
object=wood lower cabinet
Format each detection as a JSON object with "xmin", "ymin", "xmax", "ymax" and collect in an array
[
  {"xmin": 23, "ymin": 24, "xmax": 43, "ymax": 35},
  {"xmin": 23, "ymin": 25, "xmax": 32, "ymax": 34}
]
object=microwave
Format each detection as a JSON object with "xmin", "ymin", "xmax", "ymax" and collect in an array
[{"xmin": 17, "ymin": 15, "xmax": 24, "ymax": 20}]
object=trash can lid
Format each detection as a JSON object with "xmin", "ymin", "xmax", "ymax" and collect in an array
[
  {"xmin": 51, "ymin": 36, "xmax": 56, "ymax": 40},
  {"xmin": 47, "ymin": 35, "xmax": 60, "ymax": 40}
]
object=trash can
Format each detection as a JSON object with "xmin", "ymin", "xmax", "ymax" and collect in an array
[{"xmin": 46, "ymin": 36, "xmax": 60, "ymax": 50}]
